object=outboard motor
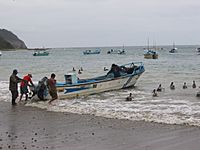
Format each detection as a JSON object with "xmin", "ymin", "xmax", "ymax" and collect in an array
[
  {"xmin": 29, "ymin": 77, "xmax": 48, "ymax": 101},
  {"xmin": 36, "ymin": 77, "xmax": 48, "ymax": 100}
]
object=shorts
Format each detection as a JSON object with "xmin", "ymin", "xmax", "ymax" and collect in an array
[
  {"xmin": 49, "ymin": 91, "xmax": 58, "ymax": 99},
  {"xmin": 20, "ymin": 86, "xmax": 28, "ymax": 94}
]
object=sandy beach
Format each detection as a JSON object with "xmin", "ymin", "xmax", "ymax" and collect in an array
[{"xmin": 0, "ymin": 101, "xmax": 200, "ymax": 150}]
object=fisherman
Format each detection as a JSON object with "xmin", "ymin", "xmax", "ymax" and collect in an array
[
  {"xmin": 183, "ymin": 82, "xmax": 187, "ymax": 89},
  {"xmin": 192, "ymin": 81, "xmax": 196, "ymax": 88},
  {"xmin": 126, "ymin": 93, "xmax": 133, "ymax": 101},
  {"xmin": 156, "ymin": 84, "xmax": 162, "ymax": 92},
  {"xmin": 170, "ymin": 82, "xmax": 175, "ymax": 90},
  {"xmin": 107, "ymin": 64, "xmax": 120, "ymax": 78},
  {"xmin": 152, "ymin": 89, "xmax": 158, "ymax": 97},
  {"xmin": 47, "ymin": 73, "xmax": 58, "ymax": 104},
  {"xmin": 80, "ymin": 67, "xmax": 83, "ymax": 71},
  {"xmin": 19, "ymin": 74, "xmax": 34, "ymax": 101},
  {"xmin": 9, "ymin": 69, "xmax": 22, "ymax": 105}
]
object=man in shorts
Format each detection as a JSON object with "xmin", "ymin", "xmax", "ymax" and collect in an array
[
  {"xmin": 19, "ymin": 74, "xmax": 34, "ymax": 101},
  {"xmin": 47, "ymin": 73, "xmax": 58, "ymax": 104}
]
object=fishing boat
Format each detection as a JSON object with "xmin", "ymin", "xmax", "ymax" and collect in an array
[
  {"xmin": 169, "ymin": 42, "xmax": 178, "ymax": 53},
  {"xmin": 107, "ymin": 49, "xmax": 126, "ymax": 54},
  {"xmin": 83, "ymin": 49, "xmax": 101, "ymax": 55},
  {"xmin": 196, "ymin": 48, "xmax": 200, "ymax": 55},
  {"xmin": 33, "ymin": 50, "xmax": 49, "ymax": 56},
  {"xmin": 144, "ymin": 50, "xmax": 158, "ymax": 59},
  {"xmin": 107, "ymin": 45, "xmax": 126, "ymax": 55},
  {"xmin": 143, "ymin": 39, "xmax": 158, "ymax": 59},
  {"xmin": 31, "ymin": 62, "xmax": 145, "ymax": 100}
]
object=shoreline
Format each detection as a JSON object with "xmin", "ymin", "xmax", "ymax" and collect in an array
[{"xmin": 1, "ymin": 101, "xmax": 200, "ymax": 150}]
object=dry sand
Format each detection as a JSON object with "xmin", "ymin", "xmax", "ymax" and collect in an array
[{"xmin": 1, "ymin": 101, "xmax": 200, "ymax": 150}]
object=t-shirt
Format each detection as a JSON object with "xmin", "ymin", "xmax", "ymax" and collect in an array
[{"xmin": 20, "ymin": 75, "xmax": 32, "ymax": 87}]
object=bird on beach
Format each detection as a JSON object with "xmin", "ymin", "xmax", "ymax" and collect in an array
[
  {"xmin": 126, "ymin": 93, "xmax": 133, "ymax": 101},
  {"xmin": 72, "ymin": 67, "xmax": 76, "ymax": 71},
  {"xmin": 192, "ymin": 81, "xmax": 196, "ymax": 88},
  {"xmin": 80, "ymin": 67, "xmax": 83, "ymax": 71},
  {"xmin": 104, "ymin": 67, "xmax": 108, "ymax": 71},
  {"xmin": 183, "ymin": 82, "xmax": 187, "ymax": 89},
  {"xmin": 78, "ymin": 69, "xmax": 82, "ymax": 74},
  {"xmin": 157, "ymin": 84, "xmax": 163, "ymax": 92},
  {"xmin": 170, "ymin": 82, "xmax": 175, "ymax": 90},
  {"xmin": 152, "ymin": 89, "xmax": 158, "ymax": 97}
]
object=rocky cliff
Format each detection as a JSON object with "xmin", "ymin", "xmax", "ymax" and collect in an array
[{"xmin": 0, "ymin": 29, "xmax": 27, "ymax": 50}]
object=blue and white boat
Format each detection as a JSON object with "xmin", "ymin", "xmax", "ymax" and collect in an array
[
  {"xmin": 83, "ymin": 49, "xmax": 101, "ymax": 55},
  {"xmin": 32, "ymin": 62, "xmax": 145, "ymax": 100}
]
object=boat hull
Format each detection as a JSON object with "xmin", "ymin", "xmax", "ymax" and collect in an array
[
  {"xmin": 144, "ymin": 54, "xmax": 158, "ymax": 59},
  {"xmin": 57, "ymin": 73, "xmax": 142, "ymax": 99},
  {"xmin": 31, "ymin": 62, "xmax": 144, "ymax": 100}
]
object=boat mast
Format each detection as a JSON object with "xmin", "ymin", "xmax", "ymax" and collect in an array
[{"xmin": 147, "ymin": 38, "xmax": 150, "ymax": 50}]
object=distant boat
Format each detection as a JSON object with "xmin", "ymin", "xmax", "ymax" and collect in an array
[
  {"xmin": 169, "ymin": 43, "xmax": 178, "ymax": 53},
  {"xmin": 0, "ymin": 51, "xmax": 2, "ymax": 56},
  {"xmin": 33, "ymin": 50, "xmax": 49, "ymax": 56},
  {"xmin": 107, "ymin": 46, "xmax": 126, "ymax": 55},
  {"xmin": 143, "ymin": 39, "xmax": 158, "ymax": 59},
  {"xmin": 196, "ymin": 48, "xmax": 200, "ymax": 55},
  {"xmin": 28, "ymin": 47, "xmax": 49, "ymax": 51},
  {"xmin": 83, "ymin": 49, "xmax": 101, "ymax": 55},
  {"xmin": 144, "ymin": 50, "xmax": 158, "ymax": 59}
]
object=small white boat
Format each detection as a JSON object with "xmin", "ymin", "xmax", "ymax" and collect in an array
[
  {"xmin": 31, "ymin": 62, "xmax": 145, "ymax": 100},
  {"xmin": 107, "ymin": 45, "xmax": 126, "ymax": 55},
  {"xmin": 169, "ymin": 43, "xmax": 178, "ymax": 53},
  {"xmin": 0, "ymin": 51, "xmax": 2, "ymax": 56},
  {"xmin": 107, "ymin": 49, "xmax": 125, "ymax": 55},
  {"xmin": 196, "ymin": 48, "xmax": 200, "ymax": 55},
  {"xmin": 83, "ymin": 49, "xmax": 101, "ymax": 55}
]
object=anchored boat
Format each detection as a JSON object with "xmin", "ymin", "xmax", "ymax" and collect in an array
[
  {"xmin": 83, "ymin": 49, "xmax": 101, "ymax": 55},
  {"xmin": 144, "ymin": 50, "xmax": 158, "ymax": 59},
  {"xmin": 33, "ymin": 50, "xmax": 49, "ymax": 56},
  {"xmin": 32, "ymin": 62, "xmax": 145, "ymax": 100},
  {"xmin": 169, "ymin": 42, "xmax": 178, "ymax": 53}
]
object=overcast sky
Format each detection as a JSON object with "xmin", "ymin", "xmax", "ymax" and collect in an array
[{"xmin": 1, "ymin": 0, "xmax": 200, "ymax": 48}]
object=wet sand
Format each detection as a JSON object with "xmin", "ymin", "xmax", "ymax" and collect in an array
[{"xmin": 1, "ymin": 102, "xmax": 200, "ymax": 150}]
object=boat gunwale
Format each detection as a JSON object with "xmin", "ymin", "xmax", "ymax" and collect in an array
[{"xmin": 57, "ymin": 62, "xmax": 144, "ymax": 88}]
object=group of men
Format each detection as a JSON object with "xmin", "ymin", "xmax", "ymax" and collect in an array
[{"xmin": 9, "ymin": 69, "xmax": 57, "ymax": 105}]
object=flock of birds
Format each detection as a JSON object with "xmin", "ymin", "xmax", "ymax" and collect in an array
[
  {"xmin": 126, "ymin": 80, "xmax": 200, "ymax": 101},
  {"xmin": 71, "ymin": 67, "xmax": 200, "ymax": 101}
]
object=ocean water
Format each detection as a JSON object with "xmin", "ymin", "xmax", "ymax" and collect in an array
[{"xmin": 0, "ymin": 45, "xmax": 200, "ymax": 126}]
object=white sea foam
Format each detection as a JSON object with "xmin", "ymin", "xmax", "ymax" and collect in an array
[{"xmin": 1, "ymin": 80, "xmax": 200, "ymax": 126}]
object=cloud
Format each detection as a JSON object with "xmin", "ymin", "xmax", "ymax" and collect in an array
[{"xmin": 1, "ymin": 0, "xmax": 200, "ymax": 47}]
